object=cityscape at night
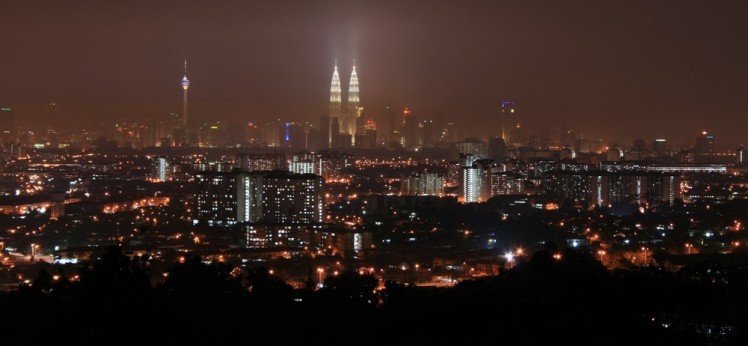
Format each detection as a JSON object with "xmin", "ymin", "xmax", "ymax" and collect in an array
[{"xmin": 1, "ymin": 1, "xmax": 748, "ymax": 345}]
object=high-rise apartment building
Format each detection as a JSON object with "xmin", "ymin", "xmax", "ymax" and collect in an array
[
  {"xmin": 289, "ymin": 151, "xmax": 316, "ymax": 174},
  {"xmin": 260, "ymin": 171, "xmax": 325, "ymax": 225},
  {"xmin": 459, "ymin": 154, "xmax": 496, "ymax": 203},
  {"xmin": 194, "ymin": 171, "xmax": 243, "ymax": 226},
  {"xmin": 234, "ymin": 153, "xmax": 287, "ymax": 172},
  {"xmin": 152, "ymin": 156, "xmax": 169, "ymax": 182},
  {"xmin": 401, "ymin": 172, "xmax": 445, "ymax": 196},
  {"xmin": 194, "ymin": 170, "xmax": 324, "ymax": 226}
]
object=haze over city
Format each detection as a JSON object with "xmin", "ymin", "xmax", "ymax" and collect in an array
[
  {"xmin": 4, "ymin": 2, "xmax": 748, "ymax": 345},
  {"xmin": 1, "ymin": 0, "xmax": 747, "ymax": 147}
]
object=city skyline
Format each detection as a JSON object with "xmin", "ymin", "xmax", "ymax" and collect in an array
[
  {"xmin": 4, "ymin": 2, "xmax": 748, "ymax": 343},
  {"xmin": 1, "ymin": 1, "xmax": 747, "ymax": 147}
]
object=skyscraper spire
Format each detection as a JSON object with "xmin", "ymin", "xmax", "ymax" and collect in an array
[
  {"xmin": 330, "ymin": 60, "xmax": 342, "ymax": 107},
  {"xmin": 328, "ymin": 61, "xmax": 342, "ymax": 146},
  {"xmin": 347, "ymin": 60, "xmax": 362, "ymax": 138},
  {"xmin": 348, "ymin": 60, "xmax": 359, "ymax": 106}
]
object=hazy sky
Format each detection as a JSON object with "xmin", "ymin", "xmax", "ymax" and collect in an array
[{"xmin": 1, "ymin": 0, "xmax": 747, "ymax": 148}]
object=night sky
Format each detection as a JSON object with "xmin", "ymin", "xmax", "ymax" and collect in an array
[{"xmin": 1, "ymin": 0, "xmax": 747, "ymax": 147}]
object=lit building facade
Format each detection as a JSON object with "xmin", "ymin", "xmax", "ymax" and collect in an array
[
  {"xmin": 401, "ymin": 172, "xmax": 445, "ymax": 196},
  {"xmin": 491, "ymin": 172, "xmax": 525, "ymax": 195},
  {"xmin": 194, "ymin": 170, "xmax": 324, "ymax": 227},
  {"xmin": 152, "ymin": 156, "xmax": 169, "ymax": 182},
  {"xmin": 544, "ymin": 170, "xmax": 681, "ymax": 207},
  {"xmin": 234, "ymin": 153, "xmax": 287, "ymax": 172},
  {"xmin": 459, "ymin": 154, "xmax": 496, "ymax": 203},
  {"xmin": 260, "ymin": 171, "xmax": 325, "ymax": 224},
  {"xmin": 194, "ymin": 171, "xmax": 243, "ymax": 226},
  {"xmin": 289, "ymin": 151, "xmax": 317, "ymax": 175},
  {"xmin": 316, "ymin": 150, "xmax": 353, "ymax": 181}
]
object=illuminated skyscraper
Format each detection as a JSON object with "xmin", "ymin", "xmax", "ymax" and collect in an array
[
  {"xmin": 328, "ymin": 61, "xmax": 342, "ymax": 146},
  {"xmin": 152, "ymin": 156, "xmax": 169, "ymax": 182},
  {"xmin": 459, "ymin": 154, "xmax": 496, "ymax": 203},
  {"xmin": 346, "ymin": 60, "xmax": 361, "ymax": 138}
]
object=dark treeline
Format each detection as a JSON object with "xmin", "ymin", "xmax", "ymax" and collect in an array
[{"xmin": 1, "ymin": 245, "xmax": 746, "ymax": 346}]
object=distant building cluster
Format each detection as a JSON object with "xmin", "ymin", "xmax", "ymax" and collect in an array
[
  {"xmin": 544, "ymin": 170, "xmax": 680, "ymax": 208},
  {"xmin": 3, "ymin": 61, "xmax": 748, "ymax": 294}
]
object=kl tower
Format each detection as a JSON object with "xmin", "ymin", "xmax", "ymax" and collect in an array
[{"xmin": 181, "ymin": 60, "xmax": 190, "ymax": 145}]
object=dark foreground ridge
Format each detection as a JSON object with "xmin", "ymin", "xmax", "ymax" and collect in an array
[{"xmin": 1, "ymin": 245, "xmax": 746, "ymax": 346}]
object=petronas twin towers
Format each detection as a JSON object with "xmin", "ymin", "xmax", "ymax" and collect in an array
[{"xmin": 329, "ymin": 60, "xmax": 361, "ymax": 144}]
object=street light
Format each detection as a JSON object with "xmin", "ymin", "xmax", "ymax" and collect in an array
[
  {"xmin": 30, "ymin": 243, "xmax": 39, "ymax": 261},
  {"xmin": 685, "ymin": 243, "xmax": 692, "ymax": 255},
  {"xmin": 316, "ymin": 267, "xmax": 324, "ymax": 288},
  {"xmin": 504, "ymin": 252, "xmax": 515, "ymax": 269},
  {"xmin": 641, "ymin": 247, "xmax": 648, "ymax": 266},
  {"xmin": 597, "ymin": 250, "xmax": 606, "ymax": 263}
]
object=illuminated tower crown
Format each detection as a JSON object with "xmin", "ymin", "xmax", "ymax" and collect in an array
[
  {"xmin": 327, "ymin": 60, "xmax": 343, "ymax": 147},
  {"xmin": 181, "ymin": 60, "xmax": 190, "ymax": 91},
  {"xmin": 348, "ymin": 60, "xmax": 359, "ymax": 107},
  {"xmin": 347, "ymin": 60, "xmax": 361, "ymax": 136},
  {"xmin": 329, "ymin": 60, "xmax": 342, "ymax": 118}
]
